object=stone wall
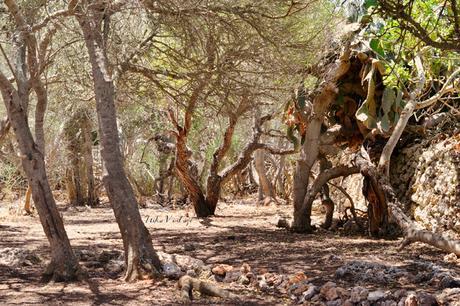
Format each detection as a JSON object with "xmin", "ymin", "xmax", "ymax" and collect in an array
[{"xmin": 390, "ymin": 133, "xmax": 460, "ymax": 237}]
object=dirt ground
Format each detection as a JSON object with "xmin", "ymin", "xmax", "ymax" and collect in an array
[{"xmin": 0, "ymin": 196, "xmax": 459, "ymax": 305}]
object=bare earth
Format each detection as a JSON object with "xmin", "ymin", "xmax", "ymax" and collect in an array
[{"xmin": 0, "ymin": 197, "xmax": 459, "ymax": 305}]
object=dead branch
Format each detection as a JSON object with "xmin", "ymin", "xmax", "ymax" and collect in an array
[{"xmin": 178, "ymin": 275, "xmax": 238, "ymax": 302}]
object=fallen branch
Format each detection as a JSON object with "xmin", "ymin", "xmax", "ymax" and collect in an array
[{"xmin": 178, "ymin": 275, "xmax": 238, "ymax": 302}]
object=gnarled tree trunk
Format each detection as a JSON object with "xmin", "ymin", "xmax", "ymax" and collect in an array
[
  {"xmin": 0, "ymin": 74, "xmax": 80, "ymax": 282},
  {"xmin": 76, "ymin": 3, "xmax": 161, "ymax": 281}
]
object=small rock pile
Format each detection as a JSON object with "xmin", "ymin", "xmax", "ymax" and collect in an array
[{"xmin": 0, "ymin": 247, "xmax": 41, "ymax": 267}]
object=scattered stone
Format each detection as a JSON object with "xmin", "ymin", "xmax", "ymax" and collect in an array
[
  {"xmin": 404, "ymin": 294, "xmax": 417, "ymax": 306},
  {"xmin": 223, "ymin": 270, "xmax": 241, "ymax": 283},
  {"xmin": 290, "ymin": 280, "xmax": 310, "ymax": 295},
  {"xmin": 186, "ymin": 269, "xmax": 196, "ymax": 277},
  {"xmin": 199, "ymin": 269, "xmax": 212, "ymax": 279},
  {"xmin": 289, "ymin": 272, "xmax": 307, "ymax": 284},
  {"xmin": 326, "ymin": 299, "xmax": 343, "ymax": 306},
  {"xmin": 416, "ymin": 291, "xmax": 438, "ymax": 306},
  {"xmin": 162, "ymin": 262, "xmax": 184, "ymax": 279},
  {"xmin": 238, "ymin": 274, "xmax": 250, "ymax": 285},
  {"xmin": 436, "ymin": 288, "xmax": 460, "ymax": 305},
  {"xmin": 368, "ymin": 290, "xmax": 386, "ymax": 302},
  {"xmin": 439, "ymin": 275, "xmax": 460, "ymax": 289},
  {"xmin": 183, "ymin": 243, "xmax": 196, "ymax": 252},
  {"xmin": 257, "ymin": 276, "xmax": 270, "ymax": 292},
  {"xmin": 393, "ymin": 289, "xmax": 408, "ymax": 300},
  {"xmin": 104, "ymin": 259, "xmax": 124, "ymax": 275},
  {"xmin": 335, "ymin": 261, "xmax": 407, "ymax": 285},
  {"xmin": 0, "ymin": 248, "xmax": 42, "ymax": 267},
  {"xmin": 240, "ymin": 263, "xmax": 251, "ymax": 274},
  {"xmin": 350, "ymin": 286, "xmax": 369, "ymax": 302},
  {"xmin": 211, "ymin": 264, "xmax": 233, "ymax": 276},
  {"xmin": 443, "ymin": 253, "xmax": 458, "ymax": 263},
  {"xmin": 320, "ymin": 281, "xmax": 339, "ymax": 301},
  {"xmin": 302, "ymin": 285, "xmax": 319, "ymax": 300}
]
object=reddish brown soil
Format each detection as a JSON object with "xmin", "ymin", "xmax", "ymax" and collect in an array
[{"xmin": 0, "ymin": 197, "xmax": 458, "ymax": 305}]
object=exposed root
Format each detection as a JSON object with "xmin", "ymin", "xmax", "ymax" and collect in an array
[{"xmin": 177, "ymin": 275, "xmax": 238, "ymax": 302}]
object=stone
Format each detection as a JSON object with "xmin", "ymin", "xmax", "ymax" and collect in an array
[
  {"xmin": 289, "ymin": 272, "xmax": 308, "ymax": 284},
  {"xmin": 212, "ymin": 264, "xmax": 233, "ymax": 276},
  {"xmin": 238, "ymin": 275, "xmax": 250, "ymax": 285},
  {"xmin": 302, "ymin": 285, "xmax": 319, "ymax": 300},
  {"xmin": 291, "ymin": 280, "xmax": 310, "ymax": 295},
  {"xmin": 240, "ymin": 263, "xmax": 251, "ymax": 274},
  {"xmin": 393, "ymin": 289, "xmax": 408, "ymax": 300},
  {"xmin": 162, "ymin": 262, "xmax": 184, "ymax": 279},
  {"xmin": 350, "ymin": 286, "xmax": 369, "ymax": 302},
  {"xmin": 404, "ymin": 294, "xmax": 417, "ymax": 306},
  {"xmin": 183, "ymin": 243, "xmax": 196, "ymax": 251},
  {"xmin": 368, "ymin": 290, "xmax": 386, "ymax": 302},
  {"xmin": 186, "ymin": 269, "xmax": 196, "ymax": 277},
  {"xmin": 258, "ymin": 276, "xmax": 270, "ymax": 292},
  {"xmin": 443, "ymin": 253, "xmax": 458, "ymax": 263},
  {"xmin": 223, "ymin": 270, "xmax": 241, "ymax": 283},
  {"xmin": 320, "ymin": 281, "xmax": 339, "ymax": 301},
  {"xmin": 416, "ymin": 292, "xmax": 438, "ymax": 306},
  {"xmin": 439, "ymin": 275, "xmax": 460, "ymax": 289},
  {"xmin": 326, "ymin": 299, "xmax": 342, "ymax": 306}
]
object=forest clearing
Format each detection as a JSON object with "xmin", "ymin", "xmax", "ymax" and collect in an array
[{"xmin": 0, "ymin": 0, "xmax": 459, "ymax": 305}]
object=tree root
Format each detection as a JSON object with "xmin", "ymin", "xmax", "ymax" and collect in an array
[{"xmin": 178, "ymin": 275, "xmax": 238, "ymax": 302}]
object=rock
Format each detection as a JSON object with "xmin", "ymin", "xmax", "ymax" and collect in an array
[
  {"xmin": 436, "ymin": 288, "xmax": 460, "ymax": 305},
  {"xmin": 290, "ymin": 280, "xmax": 310, "ymax": 295},
  {"xmin": 326, "ymin": 299, "xmax": 343, "ymax": 306},
  {"xmin": 199, "ymin": 269, "xmax": 212, "ymax": 279},
  {"xmin": 393, "ymin": 289, "xmax": 408, "ymax": 300},
  {"xmin": 258, "ymin": 276, "xmax": 270, "ymax": 292},
  {"xmin": 350, "ymin": 286, "xmax": 369, "ymax": 302},
  {"xmin": 342, "ymin": 300, "xmax": 354, "ymax": 306},
  {"xmin": 223, "ymin": 270, "xmax": 241, "ymax": 283},
  {"xmin": 289, "ymin": 272, "xmax": 308, "ymax": 284},
  {"xmin": 320, "ymin": 281, "xmax": 339, "ymax": 301},
  {"xmin": 240, "ymin": 263, "xmax": 251, "ymax": 274},
  {"xmin": 162, "ymin": 262, "xmax": 184, "ymax": 279},
  {"xmin": 105, "ymin": 259, "xmax": 124, "ymax": 275},
  {"xmin": 186, "ymin": 269, "xmax": 196, "ymax": 277},
  {"xmin": 211, "ymin": 264, "xmax": 233, "ymax": 276},
  {"xmin": 238, "ymin": 275, "xmax": 250, "ymax": 285},
  {"xmin": 404, "ymin": 294, "xmax": 418, "ymax": 306},
  {"xmin": 439, "ymin": 275, "xmax": 460, "ymax": 289},
  {"xmin": 416, "ymin": 292, "xmax": 438, "ymax": 306},
  {"xmin": 302, "ymin": 285, "xmax": 319, "ymax": 300},
  {"xmin": 183, "ymin": 243, "xmax": 196, "ymax": 251},
  {"xmin": 368, "ymin": 290, "xmax": 386, "ymax": 302},
  {"xmin": 209, "ymin": 274, "xmax": 225, "ymax": 282}
]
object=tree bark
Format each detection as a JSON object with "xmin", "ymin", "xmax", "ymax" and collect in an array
[
  {"xmin": 291, "ymin": 44, "xmax": 352, "ymax": 232},
  {"xmin": 76, "ymin": 4, "xmax": 161, "ymax": 281},
  {"xmin": 0, "ymin": 75, "xmax": 80, "ymax": 281}
]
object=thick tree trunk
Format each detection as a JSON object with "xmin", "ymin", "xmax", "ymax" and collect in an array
[
  {"xmin": 77, "ymin": 7, "xmax": 161, "ymax": 281},
  {"xmin": 0, "ymin": 81, "xmax": 80, "ymax": 281},
  {"xmin": 291, "ymin": 44, "xmax": 352, "ymax": 232}
]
